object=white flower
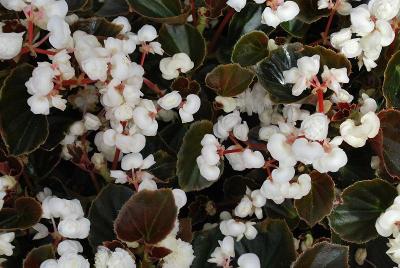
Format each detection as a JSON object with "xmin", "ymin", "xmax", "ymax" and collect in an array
[
  {"xmin": 81, "ymin": 57, "xmax": 109, "ymax": 82},
  {"xmin": 233, "ymin": 122, "xmax": 249, "ymax": 141},
  {"xmin": 261, "ymin": 1, "xmax": 300, "ymax": 28},
  {"xmin": 0, "ymin": 32, "xmax": 24, "ymax": 60},
  {"xmin": 313, "ymin": 146, "xmax": 347, "ymax": 173},
  {"xmin": 0, "ymin": 232, "xmax": 14, "ymax": 256},
  {"xmin": 42, "ymin": 197, "xmax": 84, "ymax": 220},
  {"xmin": 220, "ymin": 219, "xmax": 246, "ymax": 240},
  {"xmin": 235, "ymin": 196, "xmax": 253, "ymax": 218},
  {"xmin": 158, "ymin": 91, "xmax": 182, "ymax": 110},
  {"xmin": 40, "ymin": 259, "xmax": 58, "ymax": 268},
  {"xmin": 57, "ymin": 252, "xmax": 90, "ymax": 268},
  {"xmin": 70, "ymin": 121, "xmax": 86, "ymax": 136},
  {"xmin": 215, "ymin": 96, "xmax": 238, "ymax": 113},
  {"xmin": 283, "ymin": 55, "xmax": 320, "ymax": 96},
  {"xmin": 350, "ymin": 5, "xmax": 374, "ymax": 36},
  {"xmin": 110, "ymin": 170, "xmax": 128, "ymax": 184},
  {"xmin": 58, "ymin": 218, "xmax": 90, "ymax": 239},
  {"xmin": 158, "ymin": 236, "xmax": 194, "ymax": 268},
  {"xmin": 321, "ymin": 66, "xmax": 349, "ymax": 93},
  {"xmin": 359, "ymin": 93, "xmax": 377, "ymax": 115},
  {"xmin": 242, "ymin": 149, "xmax": 265, "ymax": 169},
  {"xmin": 387, "ymin": 233, "xmax": 400, "ymax": 265},
  {"xmin": 267, "ymin": 133, "xmax": 296, "ymax": 167},
  {"xmin": 340, "ymin": 111, "xmax": 380, "ymax": 148},
  {"xmin": 375, "ymin": 197, "xmax": 400, "ymax": 237},
  {"xmin": 47, "ymin": 16, "xmax": 72, "ymax": 49},
  {"xmin": 368, "ymin": 0, "xmax": 400, "ymax": 20},
  {"xmin": 137, "ymin": 24, "xmax": 158, "ymax": 42},
  {"xmin": 159, "ymin": 53, "xmax": 194, "ymax": 80},
  {"xmin": 341, "ymin": 39, "xmax": 363, "ymax": 59},
  {"xmin": 208, "ymin": 236, "xmax": 235, "ymax": 266},
  {"xmin": 330, "ymin": 28, "xmax": 352, "ymax": 49},
  {"xmin": 300, "ymin": 113, "xmax": 330, "ymax": 141},
  {"xmin": 121, "ymin": 153, "xmax": 154, "ymax": 170},
  {"xmin": 0, "ymin": 0, "xmax": 27, "ymax": 11},
  {"xmin": 238, "ymin": 253, "xmax": 261, "ymax": 268},
  {"xmin": 227, "ymin": 0, "xmax": 246, "ymax": 12},
  {"xmin": 179, "ymin": 94, "xmax": 201, "ymax": 123},
  {"xmin": 83, "ymin": 113, "xmax": 101, "ymax": 131},
  {"xmin": 197, "ymin": 155, "xmax": 220, "ymax": 181},
  {"xmin": 271, "ymin": 165, "xmax": 296, "ymax": 183},
  {"xmin": 112, "ymin": 16, "xmax": 132, "ymax": 34},
  {"xmin": 172, "ymin": 189, "xmax": 187, "ymax": 209},
  {"xmin": 57, "ymin": 240, "xmax": 83, "ymax": 256},
  {"xmin": 32, "ymin": 223, "xmax": 49, "ymax": 240},
  {"xmin": 107, "ymin": 248, "xmax": 136, "ymax": 268}
]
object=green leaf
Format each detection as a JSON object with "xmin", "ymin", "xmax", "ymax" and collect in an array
[
  {"xmin": 88, "ymin": 184, "xmax": 133, "ymax": 248},
  {"xmin": 231, "ymin": 31, "xmax": 269, "ymax": 67},
  {"xmin": 235, "ymin": 219, "xmax": 296, "ymax": 267},
  {"xmin": 264, "ymin": 199, "xmax": 300, "ymax": 230},
  {"xmin": 0, "ymin": 64, "xmax": 48, "ymax": 156},
  {"xmin": 295, "ymin": 172, "xmax": 335, "ymax": 227},
  {"xmin": 66, "ymin": 0, "xmax": 89, "ymax": 12},
  {"xmin": 96, "ymin": 0, "xmax": 130, "ymax": 17},
  {"xmin": 294, "ymin": 0, "xmax": 329, "ymax": 23},
  {"xmin": 71, "ymin": 18, "xmax": 123, "ymax": 37},
  {"xmin": 177, "ymin": 120, "xmax": 221, "ymax": 191},
  {"xmin": 328, "ymin": 179, "xmax": 397, "ymax": 243},
  {"xmin": 293, "ymin": 241, "xmax": 349, "ymax": 268},
  {"xmin": 374, "ymin": 109, "xmax": 400, "ymax": 178},
  {"xmin": 223, "ymin": 175, "xmax": 258, "ymax": 200},
  {"xmin": 148, "ymin": 150, "xmax": 176, "ymax": 182},
  {"xmin": 158, "ymin": 24, "xmax": 206, "ymax": 70},
  {"xmin": 114, "ymin": 189, "xmax": 177, "ymax": 244},
  {"xmin": 281, "ymin": 19, "xmax": 310, "ymax": 38},
  {"xmin": 206, "ymin": 64, "xmax": 255, "ymax": 97},
  {"xmin": 255, "ymin": 43, "xmax": 351, "ymax": 103},
  {"xmin": 126, "ymin": 0, "xmax": 190, "ymax": 24},
  {"xmin": 26, "ymin": 146, "xmax": 61, "ymax": 180},
  {"xmin": 0, "ymin": 197, "xmax": 42, "ymax": 231},
  {"xmin": 23, "ymin": 244, "xmax": 55, "ymax": 268},
  {"xmin": 171, "ymin": 76, "xmax": 201, "ymax": 97},
  {"xmin": 191, "ymin": 219, "xmax": 296, "ymax": 268},
  {"xmin": 383, "ymin": 50, "xmax": 400, "ymax": 108}
]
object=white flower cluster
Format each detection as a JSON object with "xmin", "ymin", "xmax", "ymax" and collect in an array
[
  {"xmin": 94, "ymin": 247, "xmax": 136, "ymax": 268},
  {"xmin": 208, "ymin": 235, "xmax": 260, "ymax": 268},
  {"xmin": 227, "ymin": 0, "xmax": 299, "ymax": 28},
  {"xmin": 0, "ymin": 175, "xmax": 17, "ymax": 210},
  {"xmin": 157, "ymin": 189, "xmax": 195, "ymax": 268},
  {"xmin": 326, "ymin": 0, "xmax": 400, "ymax": 71},
  {"xmin": 38, "ymin": 188, "xmax": 90, "ymax": 239},
  {"xmin": 376, "ymin": 193, "xmax": 400, "ymax": 266},
  {"xmin": 158, "ymin": 91, "xmax": 201, "ymax": 123},
  {"xmin": 40, "ymin": 240, "xmax": 89, "ymax": 268},
  {"xmin": 0, "ymin": 232, "xmax": 15, "ymax": 264}
]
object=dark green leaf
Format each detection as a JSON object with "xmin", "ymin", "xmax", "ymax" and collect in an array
[
  {"xmin": 71, "ymin": 18, "xmax": 123, "ymax": 37},
  {"xmin": 231, "ymin": 31, "xmax": 269, "ymax": 67},
  {"xmin": 114, "ymin": 189, "xmax": 177, "ymax": 244},
  {"xmin": 96, "ymin": 0, "xmax": 130, "ymax": 16},
  {"xmin": 148, "ymin": 150, "xmax": 176, "ymax": 181},
  {"xmin": 177, "ymin": 120, "xmax": 220, "ymax": 191},
  {"xmin": 294, "ymin": 0, "xmax": 329, "ymax": 23},
  {"xmin": 126, "ymin": 0, "xmax": 190, "ymax": 24},
  {"xmin": 383, "ymin": 50, "xmax": 400, "ymax": 108},
  {"xmin": 293, "ymin": 241, "xmax": 349, "ymax": 268},
  {"xmin": 328, "ymin": 179, "xmax": 397, "ymax": 243},
  {"xmin": 206, "ymin": 64, "xmax": 255, "ymax": 97},
  {"xmin": 23, "ymin": 244, "xmax": 55, "ymax": 268},
  {"xmin": 374, "ymin": 109, "xmax": 400, "ymax": 178},
  {"xmin": 66, "ymin": 0, "xmax": 89, "ymax": 12},
  {"xmin": 295, "ymin": 172, "xmax": 335, "ymax": 227},
  {"xmin": 0, "ymin": 197, "xmax": 42, "ymax": 231},
  {"xmin": 255, "ymin": 43, "xmax": 351, "ymax": 103},
  {"xmin": 0, "ymin": 64, "xmax": 48, "ymax": 156},
  {"xmin": 26, "ymin": 146, "xmax": 61, "ymax": 180},
  {"xmin": 88, "ymin": 184, "xmax": 133, "ymax": 248},
  {"xmin": 264, "ymin": 199, "xmax": 300, "ymax": 230},
  {"xmin": 281, "ymin": 19, "xmax": 310, "ymax": 38},
  {"xmin": 159, "ymin": 24, "xmax": 206, "ymax": 70}
]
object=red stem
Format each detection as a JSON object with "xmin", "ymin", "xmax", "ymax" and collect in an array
[
  {"xmin": 208, "ymin": 8, "xmax": 235, "ymax": 52},
  {"xmin": 28, "ymin": 18, "xmax": 34, "ymax": 44},
  {"xmin": 111, "ymin": 122, "xmax": 127, "ymax": 170},
  {"xmin": 62, "ymin": 78, "xmax": 96, "ymax": 86},
  {"xmin": 317, "ymin": 89, "xmax": 324, "ymax": 113},
  {"xmin": 143, "ymin": 78, "xmax": 164, "ymax": 96},
  {"xmin": 223, "ymin": 148, "xmax": 244, "ymax": 155},
  {"xmin": 323, "ymin": 8, "xmax": 336, "ymax": 45},
  {"xmin": 34, "ymin": 48, "xmax": 56, "ymax": 56},
  {"xmin": 34, "ymin": 33, "xmax": 50, "ymax": 47},
  {"xmin": 140, "ymin": 51, "xmax": 147, "ymax": 66},
  {"xmin": 191, "ymin": 0, "xmax": 197, "ymax": 25}
]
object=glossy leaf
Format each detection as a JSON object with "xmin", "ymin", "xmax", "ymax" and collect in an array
[
  {"xmin": 294, "ymin": 0, "xmax": 329, "ymax": 23},
  {"xmin": 191, "ymin": 219, "xmax": 296, "ymax": 268},
  {"xmin": 23, "ymin": 244, "xmax": 55, "ymax": 268},
  {"xmin": 206, "ymin": 64, "xmax": 255, "ymax": 97},
  {"xmin": 295, "ymin": 172, "xmax": 335, "ymax": 227},
  {"xmin": 177, "ymin": 120, "xmax": 220, "ymax": 191},
  {"xmin": 0, "ymin": 197, "xmax": 42, "ymax": 231},
  {"xmin": 171, "ymin": 76, "xmax": 201, "ymax": 97},
  {"xmin": 147, "ymin": 150, "xmax": 176, "ymax": 181},
  {"xmin": 383, "ymin": 51, "xmax": 400, "ymax": 108},
  {"xmin": 114, "ymin": 189, "xmax": 177, "ymax": 244},
  {"xmin": 88, "ymin": 184, "xmax": 133, "ymax": 248},
  {"xmin": 264, "ymin": 199, "xmax": 300, "ymax": 230},
  {"xmin": 0, "ymin": 64, "xmax": 48, "ymax": 156},
  {"xmin": 66, "ymin": 0, "xmax": 89, "ymax": 12},
  {"xmin": 293, "ymin": 241, "xmax": 349, "ymax": 268},
  {"xmin": 231, "ymin": 31, "xmax": 269, "ymax": 67},
  {"xmin": 255, "ymin": 43, "xmax": 351, "ymax": 103},
  {"xmin": 96, "ymin": 0, "xmax": 130, "ymax": 16},
  {"xmin": 126, "ymin": 0, "xmax": 190, "ymax": 24},
  {"xmin": 206, "ymin": 0, "xmax": 227, "ymax": 18},
  {"xmin": 26, "ymin": 146, "xmax": 61, "ymax": 180},
  {"xmin": 281, "ymin": 19, "xmax": 310, "ymax": 38},
  {"xmin": 159, "ymin": 24, "xmax": 206, "ymax": 70},
  {"xmin": 328, "ymin": 179, "xmax": 397, "ymax": 243},
  {"xmin": 71, "ymin": 18, "xmax": 123, "ymax": 37},
  {"xmin": 374, "ymin": 109, "xmax": 400, "ymax": 178}
]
